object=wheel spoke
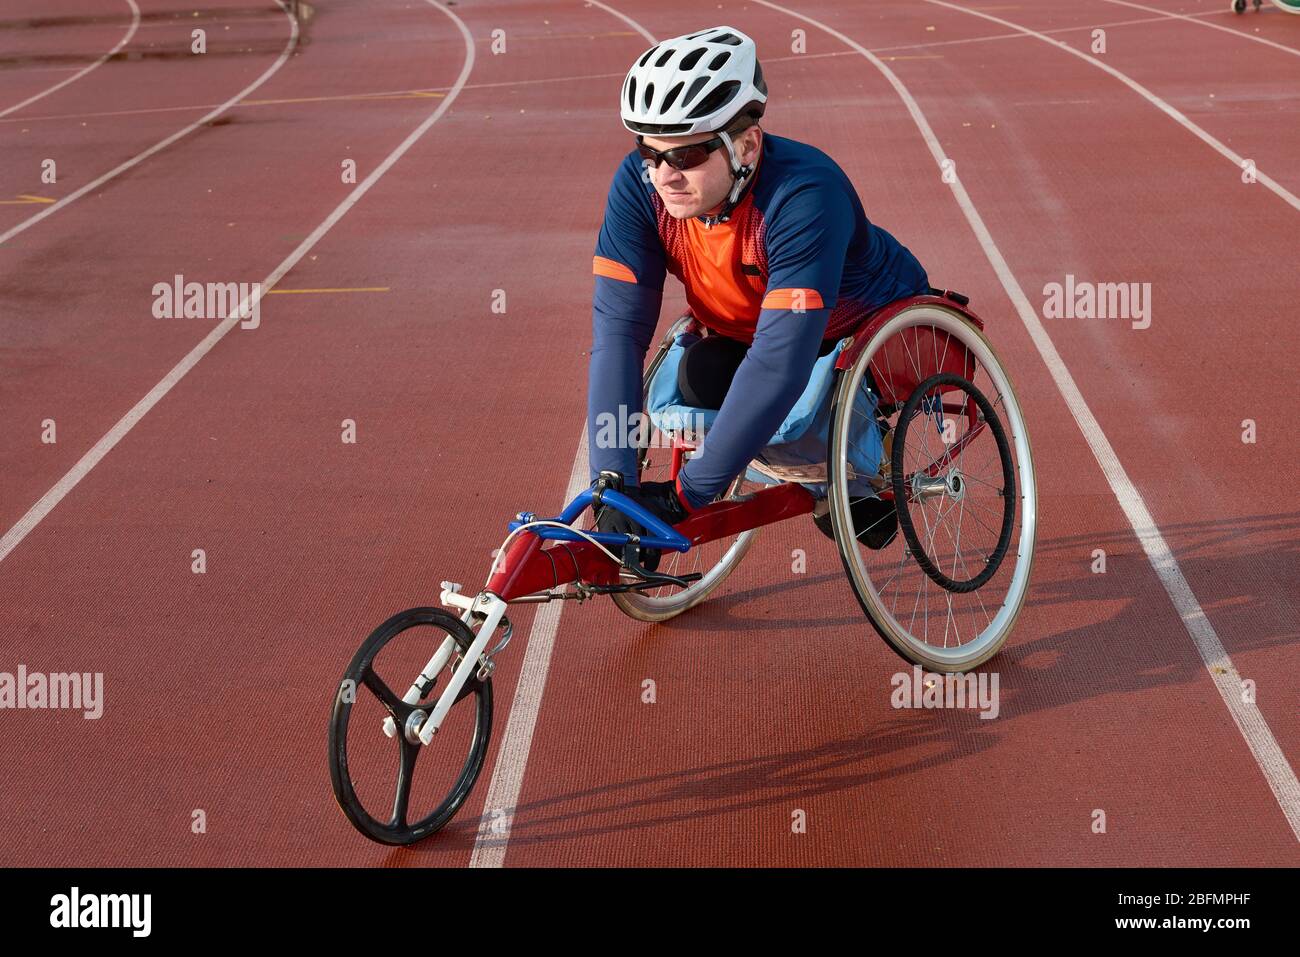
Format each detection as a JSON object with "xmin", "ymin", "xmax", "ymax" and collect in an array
[
  {"xmin": 362, "ymin": 666, "xmax": 407, "ymax": 719},
  {"xmin": 390, "ymin": 736, "xmax": 418, "ymax": 829},
  {"xmin": 831, "ymin": 307, "xmax": 1036, "ymax": 668}
]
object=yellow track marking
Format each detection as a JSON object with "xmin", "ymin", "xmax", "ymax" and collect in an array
[
  {"xmin": 267, "ymin": 287, "xmax": 390, "ymax": 294},
  {"xmin": 240, "ymin": 91, "xmax": 443, "ymax": 107}
]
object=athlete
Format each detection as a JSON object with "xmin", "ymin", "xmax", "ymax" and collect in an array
[{"xmin": 588, "ymin": 26, "xmax": 930, "ymax": 564}]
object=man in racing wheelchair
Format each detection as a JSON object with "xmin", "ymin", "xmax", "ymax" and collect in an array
[{"xmin": 588, "ymin": 26, "xmax": 931, "ymax": 566}]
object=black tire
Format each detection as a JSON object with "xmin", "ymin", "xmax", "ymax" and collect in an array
[
  {"xmin": 891, "ymin": 372, "xmax": 1016, "ymax": 594},
  {"xmin": 827, "ymin": 304, "xmax": 1037, "ymax": 671},
  {"xmin": 328, "ymin": 607, "xmax": 492, "ymax": 845}
]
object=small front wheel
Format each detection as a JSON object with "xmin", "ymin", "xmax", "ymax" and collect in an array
[{"xmin": 328, "ymin": 607, "xmax": 492, "ymax": 845}]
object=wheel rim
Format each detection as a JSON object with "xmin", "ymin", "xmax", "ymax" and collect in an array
[
  {"xmin": 611, "ymin": 444, "xmax": 758, "ymax": 617},
  {"xmin": 611, "ymin": 320, "xmax": 758, "ymax": 619},
  {"xmin": 830, "ymin": 306, "xmax": 1037, "ymax": 669},
  {"xmin": 891, "ymin": 372, "xmax": 1017, "ymax": 594}
]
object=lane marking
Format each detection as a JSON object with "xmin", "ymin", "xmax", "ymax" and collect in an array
[
  {"xmin": 466, "ymin": 0, "xmax": 656, "ymax": 868},
  {"xmin": 582, "ymin": 1, "xmax": 656, "ymax": 44},
  {"xmin": 266, "ymin": 287, "xmax": 390, "ymax": 294},
  {"xmin": 478, "ymin": 29, "xmax": 638, "ymax": 42},
  {"xmin": 0, "ymin": 0, "xmax": 140, "ymax": 120},
  {"xmin": 0, "ymin": 2, "xmax": 475, "ymax": 567},
  {"xmin": 0, "ymin": 11, "xmax": 1224, "ymax": 128},
  {"xmin": 752, "ymin": 0, "xmax": 1300, "ymax": 841},
  {"xmin": 1100, "ymin": 0, "xmax": 1300, "ymax": 58},
  {"xmin": 923, "ymin": 0, "xmax": 1300, "ymax": 214},
  {"xmin": 0, "ymin": 74, "xmax": 613, "ymax": 127},
  {"xmin": 0, "ymin": 1, "xmax": 299, "ymax": 248},
  {"xmin": 240, "ymin": 91, "xmax": 445, "ymax": 107},
  {"xmin": 468, "ymin": 427, "xmax": 591, "ymax": 868},
  {"xmin": 0, "ymin": 194, "xmax": 56, "ymax": 205}
]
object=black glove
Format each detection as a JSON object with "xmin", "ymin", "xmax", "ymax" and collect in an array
[{"xmin": 594, "ymin": 480, "xmax": 690, "ymax": 573}]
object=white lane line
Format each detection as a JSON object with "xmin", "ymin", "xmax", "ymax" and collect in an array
[
  {"xmin": 468, "ymin": 427, "xmax": 591, "ymax": 867},
  {"xmin": 1100, "ymin": 0, "xmax": 1300, "ymax": 58},
  {"xmin": 0, "ymin": 0, "xmax": 141, "ymax": 119},
  {"xmin": 0, "ymin": 74, "xmax": 608, "ymax": 127},
  {"xmin": 0, "ymin": 0, "xmax": 475, "ymax": 566},
  {"xmin": 922, "ymin": 0, "xmax": 1300, "ymax": 215},
  {"xmin": 0, "ymin": 1, "xmax": 299, "ymax": 247},
  {"xmin": 0, "ymin": 9, "xmax": 1222, "ymax": 129},
  {"xmin": 752, "ymin": 0, "xmax": 1300, "ymax": 842},
  {"xmin": 582, "ymin": 0, "xmax": 656, "ymax": 44},
  {"xmin": 466, "ymin": 1, "xmax": 656, "ymax": 868}
]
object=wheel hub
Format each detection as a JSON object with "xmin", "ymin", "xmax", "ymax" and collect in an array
[
  {"xmin": 403, "ymin": 709, "xmax": 428, "ymax": 744},
  {"xmin": 911, "ymin": 467, "xmax": 965, "ymax": 502},
  {"xmin": 946, "ymin": 468, "xmax": 966, "ymax": 502}
]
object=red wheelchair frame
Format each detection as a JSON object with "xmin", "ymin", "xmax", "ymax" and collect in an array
[{"xmin": 487, "ymin": 292, "xmax": 986, "ymax": 602}]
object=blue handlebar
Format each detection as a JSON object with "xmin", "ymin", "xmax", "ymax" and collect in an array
[{"xmin": 507, "ymin": 488, "xmax": 692, "ymax": 553}]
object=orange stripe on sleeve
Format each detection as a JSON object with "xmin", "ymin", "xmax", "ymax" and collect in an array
[
  {"xmin": 593, "ymin": 256, "xmax": 637, "ymax": 284},
  {"xmin": 761, "ymin": 288, "xmax": 825, "ymax": 311}
]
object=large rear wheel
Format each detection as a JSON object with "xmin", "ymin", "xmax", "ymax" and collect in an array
[{"xmin": 828, "ymin": 304, "xmax": 1036, "ymax": 672}]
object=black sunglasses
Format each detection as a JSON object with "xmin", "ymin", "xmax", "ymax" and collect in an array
[{"xmin": 636, "ymin": 134, "xmax": 727, "ymax": 172}]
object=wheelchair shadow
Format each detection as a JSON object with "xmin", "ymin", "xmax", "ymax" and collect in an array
[
  {"xmin": 383, "ymin": 510, "xmax": 1298, "ymax": 858},
  {"xmin": 451, "ymin": 711, "xmax": 1000, "ymax": 854},
  {"xmin": 668, "ymin": 509, "xmax": 1300, "ymax": 681}
]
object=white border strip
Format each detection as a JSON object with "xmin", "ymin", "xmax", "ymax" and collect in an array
[
  {"xmin": 0, "ymin": 0, "xmax": 476, "ymax": 565},
  {"xmin": 0, "ymin": 1, "xmax": 299, "ymax": 247},
  {"xmin": 922, "ymin": 0, "xmax": 1300, "ymax": 214},
  {"xmin": 0, "ymin": 0, "xmax": 142, "ymax": 120},
  {"xmin": 751, "ymin": 0, "xmax": 1300, "ymax": 840}
]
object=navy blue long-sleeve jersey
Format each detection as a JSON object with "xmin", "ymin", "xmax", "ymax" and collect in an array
[{"xmin": 587, "ymin": 132, "xmax": 929, "ymax": 509}]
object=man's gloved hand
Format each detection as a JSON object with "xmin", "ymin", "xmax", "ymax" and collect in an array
[
  {"xmin": 630, "ymin": 480, "xmax": 691, "ymax": 527},
  {"xmin": 594, "ymin": 480, "xmax": 690, "ymax": 573}
]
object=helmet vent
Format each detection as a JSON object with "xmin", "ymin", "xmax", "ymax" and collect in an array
[
  {"xmin": 654, "ymin": 47, "xmax": 676, "ymax": 68},
  {"xmin": 685, "ymin": 79, "xmax": 739, "ymax": 119},
  {"xmin": 638, "ymin": 45, "xmax": 659, "ymax": 68},
  {"xmin": 708, "ymin": 51, "xmax": 731, "ymax": 70},
  {"xmin": 643, "ymin": 82, "xmax": 655, "ymax": 110},
  {"xmin": 712, "ymin": 32, "xmax": 742, "ymax": 45},
  {"xmin": 680, "ymin": 46, "xmax": 707, "ymax": 70},
  {"xmin": 627, "ymin": 77, "xmax": 637, "ymax": 112},
  {"xmin": 661, "ymin": 82, "xmax": 684, "ymax": 114},
  {"xmin": 680, "ymin": 74, "xmax": 709, "ymax": 108}
]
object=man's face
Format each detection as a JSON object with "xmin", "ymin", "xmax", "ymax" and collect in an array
[{"xmin": 640, "ymin": 126, "xmax": 762, "ymax": 220}]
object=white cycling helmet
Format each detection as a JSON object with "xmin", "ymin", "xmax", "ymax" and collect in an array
[{"xmin": 620, "ymin": 26, "xmax": 767, "ymax": 137}]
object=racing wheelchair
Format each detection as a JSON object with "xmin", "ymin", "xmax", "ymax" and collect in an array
[{"xmin": 328, "ymin": 290, "xmax": 1037, "ymax": 844}]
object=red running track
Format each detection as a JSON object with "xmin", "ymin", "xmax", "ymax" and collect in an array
[{"xmin": 0, "ymin": 0, "xmax": 1296, "ymax": 866}]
